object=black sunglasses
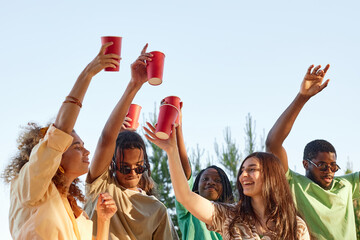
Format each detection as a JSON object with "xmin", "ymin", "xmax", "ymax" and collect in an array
[
  {"xmin": 306, "ymin": 159, "xmax": 340, "ymax": 172},
  {"xmin": 116, "ymin": 164, "xmax": 147, "ymax": 175}
]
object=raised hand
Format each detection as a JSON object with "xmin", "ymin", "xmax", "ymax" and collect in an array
[
  {"xmin": 120, "ymin": 117, "xmax": 134, "ymax": 132},
  {"xmin": 143, "ymin": 122, "xmax": 178, "ymax": 154},
  {"xmin": 130, "ymin": 43, "xmax": 153, "ymax": 85},
  {"xmin": 300, "ymin": 64, "xmax": 330, "ymax": 97},
  {"xmin": 83, "ymin": 42, "xmax": 121, "ymax": 78},
  {"xmin": 96, "ymin": 192, "xmax": 117, "ymax": 221}
]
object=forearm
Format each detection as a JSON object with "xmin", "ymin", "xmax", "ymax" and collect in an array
[
  {"xmin": 176, "ymin": 126, "xmax": 192, "ymax": 179},
  {"xmin": 54, "ymin": 72, "xmax": 92, "ymax": 134},
  {"xmin": 89, "ymin": 80, "xmax": 142, "ymax": 180},
  {"xmin": 95, "ymin": 218, "xmax": 110, "ymax": 240},
  {"xmin": 266, "ymin": 93, "xmax": 309, "ymax": 148},
  {"xmin": 167, "ymin": 146, "xmax": 214, "ymax": 224},
  {"xmin": 100, "ymin": 80, "xmax": 142, "ymax": 143}
]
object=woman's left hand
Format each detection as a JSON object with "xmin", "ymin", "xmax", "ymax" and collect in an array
[
  {"xmin": 96, "ymin": 192, "xmax": 117, "ymax": 221},
  {"xmin": 143, "ymin": 122, "xmax": 178, "ymax": 154}
]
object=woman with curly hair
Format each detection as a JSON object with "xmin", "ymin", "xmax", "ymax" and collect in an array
[
  {"xmin": 144, "ymin": 125, "xmax": 310, "ymax": 240},
  {"xmin": 3, "ymin": 42, "xmax": 118, "ymax": 240}
]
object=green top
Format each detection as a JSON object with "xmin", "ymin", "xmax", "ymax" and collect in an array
[
  {"xmin": 175, "ymin": 175, "xmax": 223, "ymax": 240},
  {"xmin": 286, "ymin": 169, "xmax": 360, "ymax": 240}
]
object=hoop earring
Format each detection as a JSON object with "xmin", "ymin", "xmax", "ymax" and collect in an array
[{"xmin": 58, "ymin": 165, "xmax": 65, "ymax": 174}]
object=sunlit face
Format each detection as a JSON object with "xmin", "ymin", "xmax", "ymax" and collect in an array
[
  {"xmin": 239, "ymin": 157, "xmax": 263, "ymax": 198},
  {"xmin": 305, "ymin": 152, "xmax": 337, "ymax": 190},
  {"xmin": 115, "ymin": 148, "xmax": 144, "ymax": 191},
  {"xmin": 61, "ymin": 131, "xmax": 90, "ymax": 178},
  {"xmin": 198, "ymin": 168, "xmax": 223, "ymax": 201}
]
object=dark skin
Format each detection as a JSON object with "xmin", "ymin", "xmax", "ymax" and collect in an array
[{"xmin": 304, "ymin": 152, "xmax": 337, "ymax": 190}]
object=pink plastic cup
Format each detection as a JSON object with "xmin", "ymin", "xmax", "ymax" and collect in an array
[
  {"xmin": 101, "ymin": 36, "xmax": 122, "ymax": 71},
  {"xmin": 126, "ymin": 104, "xmax": 142, "ymax": 130},
  {"xmin": 155, "ymin": 104, "xmax": 179, "ymax": 139},
  {"xmin": 147, "ymin": 51, "xmax": 165, "ymax": 85},
  {"xmin": 161, "ymin": 96, "xmax": 183, "ymax": 126}
]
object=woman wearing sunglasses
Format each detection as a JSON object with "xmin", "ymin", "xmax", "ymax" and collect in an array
[
  {"xmin": 3, "ymin": 43, "xmax": 118, "ymax": 240},
  {"xmin": 144, "ymin": 125, "xmax": 310, "ymax": 240},
  {"xmin": 84, "ymin": 44, "xmax": 176, "ymax": 240}
]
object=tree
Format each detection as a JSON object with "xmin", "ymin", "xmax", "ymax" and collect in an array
[
  {"xmin": 189, "ymin": 144, "xmax": 203, "ymax": 177},
  {"xmin": 214, "ymin": 126, "xmax": 242, "ymax": 194},
  {"xmin": 214, "ymin": 113, "xmax": 265, "ymax": 199}
]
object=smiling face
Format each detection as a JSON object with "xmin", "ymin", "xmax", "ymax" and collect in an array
[
  {"xmin": 304, "ymin": 152, "xmax": 337, "ymax": 190},
  {"xmin": 115, "ymin": 148, "xmax": 144, "ymax": 191},
  {"xmin": 239, "ymin": 157, "xmax": 263, "ymax": 199},
  {"xmin": 198, "ymin": 168, "xmax": 223, "ymax": 201},
  {"xmin": 61, "ymin": 131, "xmax": 90, "ymax": 178}
]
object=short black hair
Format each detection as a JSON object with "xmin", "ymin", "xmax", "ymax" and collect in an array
[
  {"xmin": 303, "ymin": 139, "xmax": 337, "ymax": 160},
  {"xmin": 192, "ymin": 165, "xmax": 234, "ymax": 203}
]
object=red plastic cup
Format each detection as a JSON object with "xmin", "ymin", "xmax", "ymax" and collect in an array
[
  {"xmin": 101, "ymin": 36, "xmax": 122, "ymax": 71},
  {"xmin": 155, "ymin": 104, "xmax": 179, "ymax": 139},
  {"xmin": 161, "ymin": 96, "xmax": 182, "ymax": 126},
  {"xmin": 126, "ymin": 104, "xmax": 142, "ymax": 130},
  {"xmin": 147, "ymin": 51, "xmax": 165, "ymax": 85}
]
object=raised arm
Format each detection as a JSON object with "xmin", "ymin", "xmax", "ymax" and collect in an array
[
  {"xmin": 16, "ymin": 43, "xmax": 119, "ymax": 204},
  {"xmin": 88, "ymin": 44, "xmax": 151, "ymax": 182},
  {"xmin": 265, "ymin": 64, "xmax": 330, "ymax": 172},
  {"xmin": 144, "ymin": 123, "xmax": 214, "ymax": 225},
  {"xmin": 54, "ymin": 43, "xmax": 120, "ymax": 134},
  {"xmin": 176, "ymin": 106, "xmax": 192, "ymax": 180}
]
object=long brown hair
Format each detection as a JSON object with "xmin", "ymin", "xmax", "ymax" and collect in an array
[
  {"xmin": 228, "ymin": 152, "xmax": 298, "ymax": 239},
  {"xmin": 2, "ymin": 122, "xmax": 85, "ymax": 203}
]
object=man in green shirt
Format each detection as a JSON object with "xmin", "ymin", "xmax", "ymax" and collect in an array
[{"xmin": 266, "ymin": 64, "xmax": 360, "ymax": 240}]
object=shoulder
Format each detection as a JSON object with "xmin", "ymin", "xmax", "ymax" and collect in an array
[
  {"xmin": 212, "ymin": 202, "xmax": 237, "ymax": 217},
  {"xmin": 296, "ymin": 216, "xmax": 310, "ymax": 239},
  {"xmin": 335, "ymin": 172, "xmax": 359, "ymax": 184},
  {"xmin": 286, "ymin": 169, "xmax": 311, "ymax": 183}
]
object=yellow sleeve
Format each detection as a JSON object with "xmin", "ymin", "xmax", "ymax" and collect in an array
[{"xmin": 13, "ymin": 125, "xmax": 73, "ymax": 206}]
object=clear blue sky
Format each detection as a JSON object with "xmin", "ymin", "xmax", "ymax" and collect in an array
[{"xmin": 1, "ymin": 1, "xmax": 359, "ymax": 238}]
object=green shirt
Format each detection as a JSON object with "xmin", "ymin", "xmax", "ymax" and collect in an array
[
  {"xmin": 286, "ymin": 169, "xmax": 360, "ymax": 240},
  {"xmin": 175, "ymin": 175, "xmax": 222, "ymax": 240}
]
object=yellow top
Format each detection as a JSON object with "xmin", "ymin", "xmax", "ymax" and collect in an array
[{"xmin": 9, "ymin": 125, "xmax": 93, "ymax": 240}]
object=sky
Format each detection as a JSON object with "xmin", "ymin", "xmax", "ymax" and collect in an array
[{"xmin": 1, "ymin": 1, "xmax": 360, "ymax": 238}]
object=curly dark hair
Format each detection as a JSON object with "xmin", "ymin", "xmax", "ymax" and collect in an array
[
  {"xmin": 303, "ymin": 139, "xmax": 336, "ymax": 160},
  {"xmin": 192, "ymin": 165, "xmax": 234, "ymax": 203},
  {"xmin": 2, "ymin": 122, "xmax": 85, "ymax": 203},
  {"xmin": 110, "ymin": 130, "xmax": 157, "ymax": 196},
  {"xmin": 228, "ymin": 152, "xmax": 299, "ymax": 240}
]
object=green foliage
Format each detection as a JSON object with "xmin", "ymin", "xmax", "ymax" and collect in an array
[
  {"xmin": 244, "ymin": 113, "xmax": 256, "ymax": 156},
  {"xmin": 214, "ymin": 113, "xmax": 265, "ymax": 199},
  {"xmin": 214, "ymin": 127, "xmax": 242, "ymax": 194},
  {"xmin": 189, "ymin": 144, "xmax": 203, "ymax": 177}
]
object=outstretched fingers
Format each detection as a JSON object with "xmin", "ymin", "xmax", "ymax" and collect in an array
[
  {"xmin": 141, "ymin": 43, "xmax": 149, "ymax": 54},
  {"xmin": 323, "ymin": 64, "xmax": 330, "ymax": 74},
  {"xmin": 307, "ymin": 64, "xmax": 314, "ymax": 75},
  {"xmin": 319, "ymin": 79, "xmax": 330, "ymax": 92},
  {"xmin": 312, "ymin": 65, "xmax": 321, "ymax": 75}
]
